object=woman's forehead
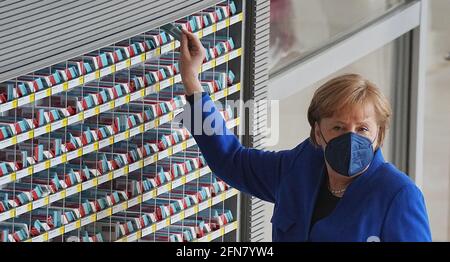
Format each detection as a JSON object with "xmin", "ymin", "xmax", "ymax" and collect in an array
[{"xmin": 327, "ymin": 103, "xmax": 377, "ymax": 123}]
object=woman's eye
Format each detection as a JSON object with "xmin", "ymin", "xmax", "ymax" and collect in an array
[
  {"xmin": 358, "ymin": 127, "xmax": 369, "ymax": 132},
  {"xmin": 333, "ymin": 126, "xmax": 342, "ymax": 131}
]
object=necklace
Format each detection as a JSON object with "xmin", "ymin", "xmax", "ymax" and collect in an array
[{"xmin": 327, "ymin": 184, "xmax": 347, "ymax": 196}]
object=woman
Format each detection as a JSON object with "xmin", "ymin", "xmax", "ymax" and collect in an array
[{"xmin": 179, "ymin": 29, "xmax": 432, "ymax": 242}]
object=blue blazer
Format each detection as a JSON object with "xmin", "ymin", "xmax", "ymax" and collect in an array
[{"xmin": 185, "ymin": 93, "xmax": 432, "ymax": 242}]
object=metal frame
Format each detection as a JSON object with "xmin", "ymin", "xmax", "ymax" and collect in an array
[
  {"xmin": 0, "ymin": 0, "xmax": 220, "ymax": 82},
  {"xmin": 409, "ymin": 0, "xmax": 428, "ymax": 188}
]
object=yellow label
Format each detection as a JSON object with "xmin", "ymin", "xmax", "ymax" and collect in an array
[
  {"xmin": 181, "ymin": 176, "xmax": 186, "ymax": 185},
  {"xmin": 109, "ymin": 137, "xmax": 114, "ymax": 145},
  {"xmin": 167, "ymin": 182, "xmax": 172, "ymax": 191},
  {"xmin": 62, "ymin": 154, "xmax": 67, "ymax": 163},
  {"xmin": 207, "ymin": 235, "xmax": 212, "ymax": 241},
  {"xmin": 11, "ymin": 172, "xmax": 16, "ymax": 181},
  {"xmin": 110, "ymin": 101, "xmax": 115, "ymax": 109},
  {"xmin": 152, "ymin": 224, "xmax": 157, "ymax": 233},
  {"xmin": 225, "ymin": 54, "xmax": 230, "ymax": 62},
  {"xmin": 169, "ymin": 111, "xmax": 174, "ymax": 120},
  {"xmin": 141, "ymin": 53, "xmax": 146, "ymax": 62},
  {"xmin": 27, "ymin": 203, "xmax": 32, "ymax": 211},
  {"xmin": 95, "ymin": 106, "xmax": 100, "ymax": 114},
  {"xmin": 236, "ymin": 83, "xmax": 241, "ymax": 91},
  {"xmin": 137, "ymin": 230, "xmax": 142, "ymax": 239},
  {"xmin": 234, "ymin": 222, "xmax": 238, "ymax": 229},
  {"xmin": 153, "ymin": 154, "xmax": 158, "ymax": 162},
  {"xmin": 198, "ymin": 31, "xmax": 203, "ymax": 38},
  {"xmin": 77, "ymin": 184, "xmax": 82, "ymax": 192},
  {"xmin": 152, "ymin": 190, "xmax": 157, "ymax": 198},
  {"xmin": 155, "ymin": 47, "xmax": 161, "ymax": 55},
  {"xmin": 45, "ymin": 124, "xmax": 51, "ymax": 132},
  {"xmin": 108, "ymin": 172, "xmax": 113, "ymax": 180},
  {"xmin": 77, "ymin": 148, "xmax": 83, "ymax": 157},
  {"xmin": 30, "ymin": 93, "xmax": 35, "ymax": 102},
  {"xmin": 125, "ymin": 59, "xmax": 131, "ymax": 67},
  {"xmin": 61, "ymin": 190, "xmax": 66, "ymax": 198},
  {"xmin": 43, "ymin": 232, "xmax": 49, "ymax": 241},
  {"xmin": 239, "ymin": 13, "xmax": 243, "ymax": 21},
  {"xmin": 210, "ymin": 94, "xmax": 216, "ymax": 101},
  {"xmin": 141, "ymin": 89, "xmax": 145, "ymax": 98},
  {"xmin": 122, "ymin": 202, "xmax": 128, "ymax": 210},
  {"xmin": 208, "ymin": 199, "xmax": 212, "ymax": 207},
  {"xmin": 166, "ymin": 218, "xmax": 170, "ymax": 226},
  {"xmin": 95, "ymin": 71, "xmax": 100, "ymax": 79},
  {"xmin": 10, "ymin": 209, "xmax": 16, "ymax": 218},
  {"xmin": 220, "ymin": 227, "xmax": 225, "ymax": 235},
  {"xmin": 62, "ymin": 118, "xmax": 68, "ymax": 127},
  {"xmin": 12, "ymin": 100, "xmax": 18, "ymax": 108},
  {"xmin": 155, "ymin": 118, "xmax": 160, "ymax": 126},
  {"xmin": 139, "ymin": 125, "xmax": 144, "ymax": 133},
  {"xmin": 93, "ymin": 177, "xmax": 98, "ymax": 186},
  {"xmin": 221, "ymin": 193, "xmax": 226, "ymax": 201},
  {"xmin": 79, "ymin": 112, "xmax": 84, "ymax": 121},
  {"xmin": 75, "ymin": 220, "xmax": 81, "ymax": 229},
  {"xmin": 169, "ymin": 77, "xmax": 174, "ymax": 85},
  {"xmin": 111, "ymin": 65, "xmax": 116, "ymax": 73},
  {"xmin": 170, "ymin": 42, "xmax": 175, "ymax": 50},
  {"xmin": 63, "ymin": 82, "xmax": 68, "ymax": 90},
  {"xmin": 28, "ymin": 166, "xmax": 33, "ymax": 175},
  {"xmin": 79, "ymin": 76, "xmax": 84, "ymax": 85},
  {"xmin": 94, "ymin": 141, "xmax": 99, "ymax": 151},
  {"xmin": 59, "ymin": 227, "xmax": 65, "ymax": 235},
  {"xmin": 124, "ymin": 130, "xmax": 130, "ymax": 139},
  {"xmin": 168, "ymin": 147, "xmax": 173, "ymax": 156},
  {"xmin": 224, "ymin": 89, "xmax": 229, "ymax": 97},
  {"xmin": 139, "ymin": 160, "xmax": 144, "ymax": 168},
  {"xmin": 212, "ymin": 24, "xmax": 217, "ymax": 32},
  {"xmin": 182, "ymin": 141, "xmax": 187, "ymax": 150},
  {"xmin": 194, "ymin": 206, "xmax": 199, "ymax": 213},
  {"xmin": 237, "ymin": 48, "xmax": 242, "ymax": 56},
  {"xmin": 44, "ymin": 196, "xmax": 49, "ymax": 205},
  {"xmin": 226, "ymin": 18, "xmax": 230, "ymax": 27},
  {"xmin": 29, "ymin": 130, "xmax": 34, "ymax": 139},
  {"xmin": 46, "ymin": 89, "xmax": 51, "ymax": 96},
  {"xmin": 124, "ymin": 165, "xmax": 129, "ymax": 174},
  {"xmin": 155, "ymin": 83, "xmax": 160, "ymax": 92},
  {"xmin": 195, "ymin": 170, "xmax": 200, "ymax": 178},
  {"xmin": 125, "ymin": 94, "xmax": 130, "ymax": 103},
  {"xmin": 45, "ymin": 160, "xmax": 50, "ymax": 169},
  {"xmin": 137, "ymin": 195, "xmax": 142, "ymax": 204},
  {"xmin": 12, "ymin": 136, "xmax": 17, "ymax": 145}
]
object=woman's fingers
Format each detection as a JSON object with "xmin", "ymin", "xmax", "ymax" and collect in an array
[
  {"xmin": 181, "ymin": 28, "xmax": 203, "ymax": 52},
  {"xmin": 180, "ymin": 30, "xmax": 190, "ymax": 59}
]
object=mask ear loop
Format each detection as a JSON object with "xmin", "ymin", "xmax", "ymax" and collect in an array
[
  {"xmin": 317, "ymin": 123, "xmax": 329, "ymax": 145},
  {"xmin": 370, "ymin": 128, "xmax": 380, "ymax": 148}
]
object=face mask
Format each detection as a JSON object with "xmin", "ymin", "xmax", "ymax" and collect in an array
[{"xmin": 319, "ymin": 129, "xmax": 376, "ymax": 177}]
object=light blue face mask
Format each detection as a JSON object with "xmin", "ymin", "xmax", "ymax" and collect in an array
[{"xmin": 320, "ymin": 130, "xmax": 376, "ymax": 177}]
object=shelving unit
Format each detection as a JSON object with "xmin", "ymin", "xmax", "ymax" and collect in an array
[{"xmin": 0, "ymin": 0, "xmax": 244, "ymax": 242}]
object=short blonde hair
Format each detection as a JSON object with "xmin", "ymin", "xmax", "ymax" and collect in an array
[{"xmin": 307, "ymin": 74, "xmax": 392, "ymax": 147}]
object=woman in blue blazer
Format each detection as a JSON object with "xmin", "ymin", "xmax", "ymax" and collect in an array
[{"xmin": 178, "ymin": 29, "xmax": 432, "ymax": 242}]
